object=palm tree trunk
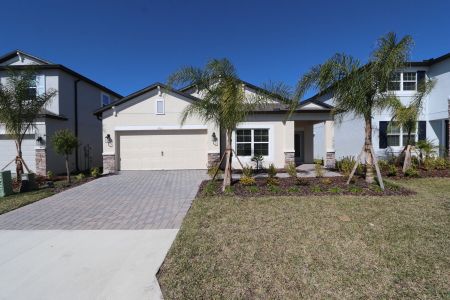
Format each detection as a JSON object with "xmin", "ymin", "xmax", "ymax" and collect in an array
[
  {"xmin": 65, "ymin": 155, "xmax": 71, "ymax": 184},
  {"xmin": 364, "ymin": 117, "xmax": 374, "ymax": 184},
  {"xmin": 15, "ymin": 140, "xmax": 24, "ymax": 178},
  {"xmin": 222, "ymin": 129, "xmax": 232, "ymax": 191}
]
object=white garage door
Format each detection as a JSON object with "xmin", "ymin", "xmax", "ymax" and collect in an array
[
  {"xmin": 0, "ymin": 134, "xmax": 36, "ymax": 173},
  {"xmin": 118, "ymin": 130, "xmax": 208, "ymax": 170}
]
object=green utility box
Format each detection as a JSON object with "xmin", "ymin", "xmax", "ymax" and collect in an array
[
  {"xmin": 0, "ymin": 171, "xmax": 13, "ymax": 197},
  {"xmin": 20, "ymin": 173, "xmax": 38, "ymax": 192}
]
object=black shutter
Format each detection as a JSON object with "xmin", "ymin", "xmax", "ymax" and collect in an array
[
  {"xmin": 418, "ymin": 121, "xmax": 426, "ymax": 141},
  {"xmin": 417, "ymin": 71, "xmax": 426, "ymax": 92},
  {"xmin": 379, "ymin": 121, "xmax": 388, "ymax": 149}
]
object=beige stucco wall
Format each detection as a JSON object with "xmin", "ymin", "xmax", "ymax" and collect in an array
[{"xmin": 101, "ymin": 88, "xmax": 220, "ymax": 161}]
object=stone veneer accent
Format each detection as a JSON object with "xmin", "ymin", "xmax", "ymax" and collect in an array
[
  {"xmin": 103, "ymin": 154, "xmax": 116, "ymax": 174},
  {"xmin": 325, "ymin": 151, "xmax": 336, "ymax": 169},
  {"xmin": 207, "ymin": 152, "xmax": 221, "ymax": 168},
  {"xmin": 35, "ymin": 148, "xmax": 46, "ymax": 176},
  {"xmin": 284, "ymin": 151, "xmax": 295, "ymax": 167}
]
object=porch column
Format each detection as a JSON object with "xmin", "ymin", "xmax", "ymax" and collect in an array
[
  {"xmin": 324, "ymin": 120, "xmax": 335, "ymax": 168},
  {"xmin": 284, "ymin": 121, "xmax": 295, "ymax": 167}
]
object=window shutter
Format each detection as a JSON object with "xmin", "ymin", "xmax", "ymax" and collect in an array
[
  {"xmin": 36, "ymin": 74, "xmax": 45, "ymax": 96},
  {"xmin": 418, "ymin": 121, "xmax": 426, "ymax": 141},
  {"xmin": 379, "ymin": 121, "xmax": 388, "ymax": 149},
  {"xmin": 417, "ymin": 71, "xmax": 426, "ymax": 92}
]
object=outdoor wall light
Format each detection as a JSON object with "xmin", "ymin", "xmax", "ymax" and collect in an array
[
  {"xmin": 211, "ymin": 132, "xmax": 218, "ymax": 146},
  {"xmin": 105, "ymin": 134, "xmax": 113, "ymax": 145},
  {"xmin": 36, "ymin": 136, "xmax": 45, "ymax": 145}
]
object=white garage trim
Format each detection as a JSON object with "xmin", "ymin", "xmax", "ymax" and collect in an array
[{"xmin": 114, "ymin": 125, "xmax": 207, "ymax": 131}]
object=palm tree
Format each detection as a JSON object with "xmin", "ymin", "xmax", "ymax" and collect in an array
[
  {"xmin": 389, "ymin": 78, "xmax": 434, "ymax": 170},
  {"xmin": 295, "ymin": 32, "xmax": 413, "ymax": 184},
  {"xmin": 168, "ymin": 58, "xmax": 289, "ymax": 190},
  {"xmin": 0, "ymin": 68, "xmax": 57, "ymax": 176}
]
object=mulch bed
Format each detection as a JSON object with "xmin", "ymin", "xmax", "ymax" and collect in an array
[
  {"xmin": 382, "ymin": 167, "xmax": 450, "ymax": 179},
  {"xmin": 199, "ymin": 176, "xmax": 414, "ymax": 197}
]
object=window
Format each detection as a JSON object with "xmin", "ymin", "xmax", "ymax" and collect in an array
[
  {"xmin": 387, "ymin": 122, "xmax": 400, "ymax": 146},
  {"xmin": 236, "ymin": 129, "xmax": 269, "ymax": 156},
  {"xmin": 402, "ymin": 72, "xmax": 416, "ymax": 91},
  {"xmin": 156, "ymin": 97, "xmax": 165, "ymax": 115},
  {"xmin": 388, "ymin": 72, "xmax": 401, "ymax": 91},
  {"xmin": 387, "ymin": 122, "xmax": 417, "ymax": 147},
  {"xmin": 26, "ymin": 80, "xmax": 37, "ymax": 100},
  {"xmin": 388, "ymin": 72, "xmax": 417, "ymax": 91},
  {"xmin": 101, "ymin": 93, "xmax": 111, "ymax": 106}
]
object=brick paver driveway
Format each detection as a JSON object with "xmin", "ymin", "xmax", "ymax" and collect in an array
[{"xmin": 0, "ymin": 170, "xmax": 207, "ymax": 230}]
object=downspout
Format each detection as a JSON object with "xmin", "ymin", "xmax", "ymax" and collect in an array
[{"xmin": 74, "ymin": 79, "xmax": 81, "ymax": 171}]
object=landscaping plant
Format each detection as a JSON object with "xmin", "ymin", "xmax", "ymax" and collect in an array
[
  {"xmin": 295, "ymin": 32, "xmax": 414, "ymax": 187},
  {"xmin": 286, "ymin": 162, "xmax": 297, "ymax": 178},
  {"xmin": 168, "ymin": 59, "xmax": 291, "ymax": 191},
  {"xmin": 90, "ymin": 167, "xmax": 101, "ymax": 178},
  {"xmin": 52, "ymin": 129, "xmax": 79, "ymax": 183},
  {"xmin": 251, "ymin": 155, "xmax": 264, "ymax": 173},
  {"xmin": 267, "ymin": 163, "xmax": 277, "ymax": 178},
  {"xmin": 0, "ymin": 68, "xmax": 57, "ymax": 178},
  {"xmin": 314, "ymin": 162, "xmax": 324, "ymax": 178}
]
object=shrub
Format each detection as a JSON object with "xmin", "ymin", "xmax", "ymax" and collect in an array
[
  {"xmin": 207, "ymin": 165, "xmax": 223, "ymax": 179},
  {"xmin": 314, "ymin": 162, "xmax": 324, "ymax": 178},
  {"xmin": 433, "ymin": 157, "xmax": 449, "ymax": 170},
  {"xmin": 266, "ymin": 177, "xmax": 279, "ymax": 186},
  {"xmin": 251, "ymin": 155, "xmax": 264, "ymax": 172},
  {"xmin": 267, "ymin": 184, "xmax": 281, "ymax": 193},
  {"xmin": 349, "ymin": 186, "xmax": 362, "ymax": 193},
  {"xmin": 296, "ymin": 178, "xmax": 310, "ymax": 186},
  {"xmin": 387, "ymin": 164, "xmax": 397, "ymax": 176},
  {"xmin": 314, "ymin": 159, "xmax": 323, "ymax": 165},
  {"xmin": 320, "ymin": 178, "xmax": 332, "ymax": 185},
  {"xmin": 286, "ymin": 162, "xmax": 297, "ymax": 178},
  {"xmin": 90, "ymin": 167, "xmax": 101, "ymax": 178},
  {"xmin": 377, "ymin": 159, "xmax": 389, "ymax": 172},
  {"xmin": 288, "ymin": 186, "xmax": 300, "ymax": 193},
  {"xmin": 337, "ymin": 156, "xmax": 356, "ymax": 176},
  {"xmin": 329, "ymin": 187, "xmax": 342, "ymax": 194},
  {"xmin": 311, "ymin": 186, "xmax": 322, "ymax": 193},
  {"xmin": 242, "ymin": 165, "xmax": 253, "ymax": 177},
  {"xmin": 75, "ymin": 173, "xmax": 86, "ymax": 181},
  {"xmin": 245, "ymin": 185, "xmax": 259, "ymax": 193},
  {"xmin": 46, "ymin": 170, "xmax": 54, "ymax": 180},
  {"xmin": 267, "ymin": 163, "xmax": 277, "ymax": 178},
  {"xmin": 224, "ymin": 186, "xmax": 234, "ymax": 195},
  {"xmin": 240, "ymin": 176, "xmax": 256, "ymax": 186},
  {"xmin": 404, "ymin": 167, "xmax": 419, "ymax": 177}
]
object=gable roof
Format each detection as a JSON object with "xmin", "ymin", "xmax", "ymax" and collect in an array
[
  {"xmin": 410, "ymin": 51, "xmax": 450, "ymax": 66},
  {"xmin": 93, "ymin": 82, "xmax": 201, "ymax": 115},
  {"xmin": 0, "ymin": 50, "xmax": 122, "ymax": 98},
  {"xmin": 179, "ymin": 79, "xmax": 333, "ymax": 111}
]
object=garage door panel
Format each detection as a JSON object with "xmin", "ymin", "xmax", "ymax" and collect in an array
[
  {"xmin": 119, "ymin": 130, "xmax": 207, "ymax": 170},
  {"xmin": 0, "ymin": 135, "xmax": 36, "ymax": 173}
]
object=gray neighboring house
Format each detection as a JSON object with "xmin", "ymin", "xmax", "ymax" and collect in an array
[{"xmin": 0, "ymin": 50, "xmax": 121, "ymax": 175}]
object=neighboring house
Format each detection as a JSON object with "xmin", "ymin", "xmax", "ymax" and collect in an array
[
  {"xmin": 0, "ymin": 50, "xmax": 121, "ymax": 175},
  {"xmin": 94, "ymin": 81, "xmax": 334, "ymax": 173},
  {"xmin": 313, "ymin": 52, "xmax": 450, "ymax": 161}
]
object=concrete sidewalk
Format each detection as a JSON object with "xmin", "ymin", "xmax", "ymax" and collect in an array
[{"xmin": 0, "ymin": 230, "xmax": 177, "ymax": 300}]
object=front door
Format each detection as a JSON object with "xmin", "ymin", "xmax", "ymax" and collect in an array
[{"xmin": 294, "ymin": 132, "xmax": 304, "ymax": 163}]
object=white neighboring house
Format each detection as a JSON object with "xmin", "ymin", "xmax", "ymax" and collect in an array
[
  {"xmin": 95, "ymin": 81, "xmax": 335, "ymax": 173},
  {"xmin": 0, "ymin": 50, "xmax": 121, "ymax": 175},
  {"xmin": 313, "ymin": 52, "xmax": 450, "ymax": 161}
]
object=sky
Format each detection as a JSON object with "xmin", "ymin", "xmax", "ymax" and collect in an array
[{"xmin": 2, "ymin": 0, "xmax": 450, "ymax": 97}]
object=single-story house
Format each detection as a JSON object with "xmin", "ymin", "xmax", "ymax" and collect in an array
[{"xmin": 94, "ymin": 81, "xmax": 335, "ymax": 173}]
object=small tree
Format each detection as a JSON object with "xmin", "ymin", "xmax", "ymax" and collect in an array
[
  {"xmin": 52, "ymin": 129, "xmax": 78, "ymax": 183},
  {"xmin": 0, "ymin": 68, "xmax": 57, "ymax": 176}
]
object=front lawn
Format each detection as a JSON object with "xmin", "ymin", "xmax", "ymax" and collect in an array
[{"xmin": 158, "ymin": 178, "xmax": 450, "ymax": 299}]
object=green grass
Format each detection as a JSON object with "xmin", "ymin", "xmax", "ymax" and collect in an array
[
  {"xmin": 158, "ymin": 178, "xmax": 450, "ymax": 299},
  {"xmin": 0, "ymin": 181, "xmax": 67, "ymax": 215}
]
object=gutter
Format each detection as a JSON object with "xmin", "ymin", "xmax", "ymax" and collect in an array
[{"xmin": 74, "ymin": 79, "xmax": 81, "ymax": 171}]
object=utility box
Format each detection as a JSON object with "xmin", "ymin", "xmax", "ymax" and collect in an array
[
  {"xmin": 0, "ymin": 171, "xmax": 13, "ymax": 197},
  {"xmin": 20, "ymin": 173, "xmax": 38, "ymax": 193}
]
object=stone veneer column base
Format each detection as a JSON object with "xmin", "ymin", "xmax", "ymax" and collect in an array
[
  {"xmin": 35, "ymin": 148, "xmax": 47, "ymax": 176},
  {"xmin": 284, "ymin": 151, "xmax": 295, "ymax": 167},
  {"xmin": 103, "ymin": 154, "xmax": 116, "ymax": 174},
  {"xmin": 207, "ymin": 152, "xmax": 221, "ymax": 168},
  {"xmin": 325, "ymin": 151, "xmax": 336, "ymax": 169}
]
